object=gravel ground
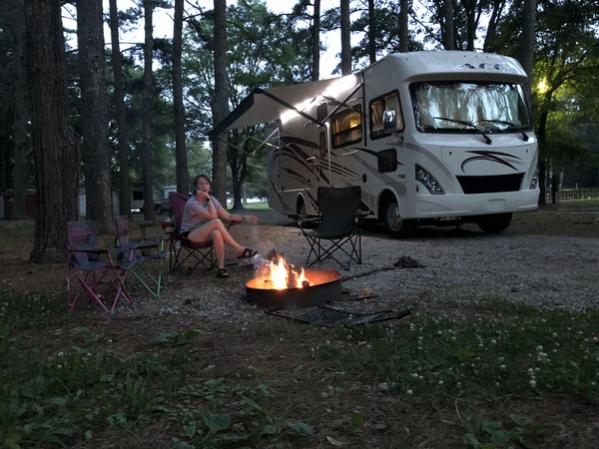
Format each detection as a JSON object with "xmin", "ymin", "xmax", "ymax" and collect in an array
[{"xmin": 118, "ymin": 209, "xmax": 599, "ymax": 324}]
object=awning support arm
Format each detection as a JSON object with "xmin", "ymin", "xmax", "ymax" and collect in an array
[
  {"xmin": 255, "ymin": 87, "xmax": 322, "ymax": 126},
  {"xmin": 320, "ymin": 82, "xmax": 364, "ymax": 123}
]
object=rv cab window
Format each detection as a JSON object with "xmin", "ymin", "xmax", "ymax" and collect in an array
[
  {"xmin": 370, "ymin": 91, "xmax": 404, "ymax": 139},
  {"xmin": 331, "ymin": 105, "xmax": 363, "ymax": 148},
  {"xmin": 411, "ymin": 81, "xmax": 531, "ymax": 133}
]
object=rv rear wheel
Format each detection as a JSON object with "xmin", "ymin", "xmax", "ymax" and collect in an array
[
  {"xmin": 477, "ymin": 213, "xmax": 512, "ymax": 234},
  {"xmin": 383, "ymin": 198, "xmax": 415, "ymax": 238}
]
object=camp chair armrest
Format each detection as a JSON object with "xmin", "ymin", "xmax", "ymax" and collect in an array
[
  {"xmin": 68, "ymin": 247, "xmax": 108, "ymax": 255},
  {"xmin": 298, "ymin": 215, "xmax": 321, "ymax": 227}
]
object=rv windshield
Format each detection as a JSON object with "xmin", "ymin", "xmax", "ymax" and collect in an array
[{"xmin": 411, "ymin": 81, "xmax": 531, "ymax": 134}]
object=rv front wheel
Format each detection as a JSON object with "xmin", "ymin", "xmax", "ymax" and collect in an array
[
  {"xmin": 477, "ymin": 213, "xmax": 512, "ymax": 234},
  {"xmin": 383, "ymin": 198, "xmax": 414, "ymax": 238}
]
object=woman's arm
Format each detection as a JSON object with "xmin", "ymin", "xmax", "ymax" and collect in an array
[
  {"xmin": 191, "ymin": 192, "xmax": 217, "ymax": 220},
  {"xmin": 212, "ymin": 199, "xmax": 258, "ymax": 224}
]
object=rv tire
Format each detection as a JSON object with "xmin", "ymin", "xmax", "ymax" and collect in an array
[
  {"xmin": 477, "ymin": 213, "xmax": 512, "ymax": 234},
  {"xmin": 382, "ymin": 197, "xmax": 415, "ymax": 238}
]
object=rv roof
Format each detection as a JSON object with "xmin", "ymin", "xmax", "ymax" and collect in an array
[
  {"xmin": 209, "ymin": 51, "xmax": 527, "ymax": 139},
  {"xmin": 369, "ymin": 51, "xmax": 528, "ymax": 82}
]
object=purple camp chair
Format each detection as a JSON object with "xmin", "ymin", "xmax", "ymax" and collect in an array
[
  {"xmin": 167, "ymin": 192, "xmax": 215, "ymax": 272},
  {"xmin": 66, "ymin": 221, "xmax": 132, "ymax": 313}
]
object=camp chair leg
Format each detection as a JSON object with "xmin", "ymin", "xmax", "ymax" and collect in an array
[
  {"xmin": 305, "ymin": 232, "xmax": 362, "ymax": 271},
  {"xmin": 69, "ymin": 269, "xmax": 111, "ymax": 313}
]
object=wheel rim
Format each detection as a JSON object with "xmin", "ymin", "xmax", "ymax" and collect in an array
[{"xmin": 386, "ymin": 201, "xmax": 402, "ymax": 231}]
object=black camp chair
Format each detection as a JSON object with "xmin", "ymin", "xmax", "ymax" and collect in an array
[{"xmin": 299, "ymin": 186, "xmax": 363, "ymax": 270}]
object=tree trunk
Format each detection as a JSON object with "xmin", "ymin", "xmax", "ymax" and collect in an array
[
  {"xmin": 536, "ymin": 92, "xmax": 551, "ymax": 206},
  {"xmin": 12, "ymin": 0, "xmax": 29, "ymax": 219},
  {"xmin": 212, "ymin": 0, "xmax": 229, "ymax": 205},
  {"xmin": 25, "ymin": 0, "xmax": 80, "ymax": 262},
  {"xmin": 173, "ymin": 0, "xmax": 189, "ymax": 194},
  {"xmin": 520, "ymin": 0, "xmax": 538, "ymax": 204},
  {"xmin": 519, "ymin": 0, "xmax": 536, "ymax": 104},
  {"xmin": 399, "ymin": 0, "xmax": 409, "ymax": 53},
  {"xmin": 442, "ymin": 0, "xmax": 455, "ymax": 50},
  {"xmin": 142, "ymin": 0, "xmax": 155, "ymax": 221},
  {"xmin": 311, "ymin": 0, "xmax": 321, "ymax": 80},
  {"xmin": 464, "ymin": 0, "xmax": 476, "ymax": 51},
  {"xmin": 340, "ymin": 0, "xmax": 351, "ymax": 75},
  {"xmin": 77, "ymin": 0, "xmax": 112, "ymax": 233},
  {"xmin": 483, "ymin": 0, "xmax": 505, "ymax": 52},
  {"xmin": 367, "ymin": 0, "xmax": 377, "ymax": 62},
  {"xmin": 109, "ymin": 0, "xmax": 131, "ymax": 216}
]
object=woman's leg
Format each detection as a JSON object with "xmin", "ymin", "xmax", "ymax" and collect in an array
[
  {"xmin": 187, "ymin": 219, "xmax": 245, "ymax": 255},
  {"xmin": 210, "ymin": 230, "xmax": 225, "ymax": 269}
]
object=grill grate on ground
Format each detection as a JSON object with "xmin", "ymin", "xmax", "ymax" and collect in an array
[{"xmin": 266, "ymin": 306, "xmax": 411, "ymax": 327}]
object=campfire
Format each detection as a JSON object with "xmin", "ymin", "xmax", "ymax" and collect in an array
[
  {"xmin": 254, "ymin": 254, "xmax": 310, "ymax": 290},
  {"xmin": 246, "ymin": 252, "xmax": 342, "ymax": 308}
]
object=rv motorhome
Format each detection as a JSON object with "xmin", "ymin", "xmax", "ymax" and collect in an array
[{"xmin": 210, "ymin": 51, "xmax": 539, "ymax": 237}]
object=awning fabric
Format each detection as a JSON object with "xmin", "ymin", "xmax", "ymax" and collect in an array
[{"xmin": 209, "ymin": 75, "xmax": 359, "ymax": 139}]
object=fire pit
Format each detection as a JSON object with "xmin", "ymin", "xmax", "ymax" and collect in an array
[{"xmin": 245, "ymin": 254, "xmax": 342, "ymax": 309}]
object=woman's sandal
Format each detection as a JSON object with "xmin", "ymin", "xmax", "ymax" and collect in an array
[
  {"xmin": 237, "ymin": 248, "xmax": 258, "ymax": 259},
  {"xmin": 216, "ymin": 268, "xmax": 229, "ymax": 278}
]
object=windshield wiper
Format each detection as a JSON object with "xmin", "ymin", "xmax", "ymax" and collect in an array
[
  {"xmin": 477, "ymin": 119, "xmax": 529, "ymax": 141},
  {"xmin": 432, "ymin": 116, "xmax": 492, "ymax": 145}
]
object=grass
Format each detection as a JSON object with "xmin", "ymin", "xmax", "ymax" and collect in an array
[
  {"xmin": 0, "ymin": 292, "xmax": 316, "ymax": 449},
  {"xmin": 312, "ymin": 299, "xmax": 599, "ymax": 448}
]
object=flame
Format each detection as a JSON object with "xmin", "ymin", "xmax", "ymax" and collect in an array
[{"xmin": 260, "ymin": 255, "xmax": 311, "ymax": 290}]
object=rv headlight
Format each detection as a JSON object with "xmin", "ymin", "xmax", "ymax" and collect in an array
[
  {"xmin": 529, "ymin": 172, "xmax": 539, "ymax": 189},
  {"xmin": 415, "ymin": 164, "xmax": 445, "ymax": 195}
]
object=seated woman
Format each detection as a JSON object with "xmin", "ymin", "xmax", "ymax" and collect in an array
[{"xmin": 181, "ymin": 174, "xmax": 259, "ymax": 278}]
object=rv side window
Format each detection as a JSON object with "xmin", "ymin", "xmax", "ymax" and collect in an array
[
  {"xmin": 370, "ymin": 91, "xmax": 403, "ymax": 139},
  {"xmin": 331, "ymin": 105, "xmax": 362, "ymax": 148}
]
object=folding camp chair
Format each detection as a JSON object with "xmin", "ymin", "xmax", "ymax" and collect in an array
[
  {"xmin": 167, "ymin": 192, "xmax": 215, "ymax": 272},
  {"xmin": 299, "ymin": 186, "xmax": 363, "ymax": 270},
  {"xmin": 114, "ymin": 216, "xmax": 166, "ymax": 298},
  {"xmin": 66, "ymin": 221, "xmax": 132, "ymax": 313}
]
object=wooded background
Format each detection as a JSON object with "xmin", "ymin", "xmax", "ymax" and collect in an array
[{"xmin": 0, "ymin": 0, "xmax": 598, "ymax": 262}]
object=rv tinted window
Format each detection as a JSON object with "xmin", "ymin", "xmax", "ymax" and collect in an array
[
  {"xmin": 331, "ymin": 105, "xmax": 362, "ymax": 148},
  {"xmin": 411, "ymin": 81, "xmax": 531, "ymax": 133},
  {"xmin": 370, "ymin": 91, "xmax": 404, "ymax": 139}
]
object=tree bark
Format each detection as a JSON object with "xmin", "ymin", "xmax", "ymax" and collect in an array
[
  {"xmin": 25, "ymin": 0, "xmax": 80, "ymax": 262},
  {"xmin": 212, "ymin": 0, "xmax": 229, "ymax": 205},
  {"xmin": 77, "ymin": 0, "xmax": 112, "ymax": 233},
  {"xmin": 340, "ymin": 0, "xmax": 351, "ymax": 75},
  {"xmin": 311, "ymin": 0, "xmax": 321, "ymax": 80},
  {"xmin": 173, "ymin": 0, "xmax": 189, "ymax": 194},
  {"xmin": 519, "ymin": 0, "xmax": 536, "ymax": 104},
  {"xmin": 368, "ymin": 0, "xmax": 377, "ymax": 62},
  {"xmin": 399, "ymin": 0, "xmax": 409, "ymax": 53},
  {"xmin": 12, "ymin": 0, "xmax": 29, "ymax": 219},
  {"xmin": 483, "ymin": 0, "xmax": 505, "ymax": 52},
  {"xmin": 142, "ymin": 0, "xmax": 155, "ymax": 221},
  {"xmin": 442, "ymin": 0, "xmax": 455, "ymax": 50},
  {"xmin": 109, "ymin": 0, "xmax": 131, "ymax": 216},
  {"xmin": 519, "ymin": 0, "xmax": 537, "ymax": 203}
]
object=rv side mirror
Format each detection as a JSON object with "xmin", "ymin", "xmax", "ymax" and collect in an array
[{"xmin": 383, "ymin": 109, "xmax": 397, "ymax": 132}]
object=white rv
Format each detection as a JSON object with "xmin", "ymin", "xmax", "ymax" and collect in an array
[{"xmin": 211, "ymin": 51, "xmax": 539, "ymax": 236}]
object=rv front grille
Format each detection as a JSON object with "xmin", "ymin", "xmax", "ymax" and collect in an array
[{"xmin": 457, "ymin": 173, "xmax": 524, "ymax": 194}]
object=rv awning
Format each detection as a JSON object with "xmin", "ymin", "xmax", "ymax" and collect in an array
[{"xmin": 208, "ymin": 74, "xmax": 361, "ymax": 139}]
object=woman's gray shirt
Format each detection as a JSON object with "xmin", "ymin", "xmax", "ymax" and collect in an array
[{"xmin": 181, "ymin": 195, "xmax": 223, "ymax": 233}]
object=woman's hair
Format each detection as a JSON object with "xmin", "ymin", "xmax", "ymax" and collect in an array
[{"xmin": 192, "ymin": 174, "xmax": 211, "ymax": 194}]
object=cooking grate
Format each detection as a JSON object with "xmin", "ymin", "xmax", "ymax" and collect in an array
[{"xmin": 266, "ymin": 306, "xmax": 411, "ymax": 327}]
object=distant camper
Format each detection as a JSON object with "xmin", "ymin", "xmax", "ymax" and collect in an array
[{"xmin": 211, "ymin": 51, "xmax": 539, "ymax": 237}]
